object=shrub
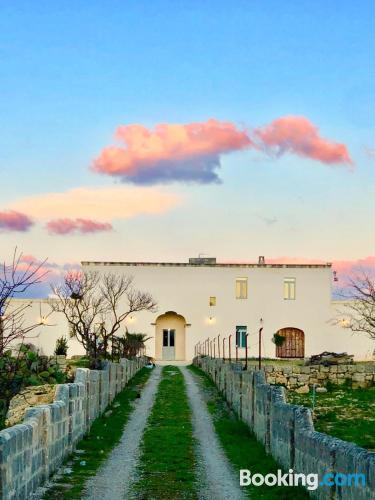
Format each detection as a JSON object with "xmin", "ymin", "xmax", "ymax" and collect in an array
[
  {"xmin": 54, "ymin": 336, "xmax": 69, "ymax": 356},
  {"xmin": 272, "ymin": 333, "xmax": 286, "ymax": 347}
]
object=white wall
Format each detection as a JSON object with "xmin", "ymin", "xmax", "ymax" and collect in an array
[
  {"xmin": 81, "ymin": 262, "xmax": 374, "ymax": 361},
  {"xmin": 6, "ymin": 299, "xmax": 85, "ymax": 356}
]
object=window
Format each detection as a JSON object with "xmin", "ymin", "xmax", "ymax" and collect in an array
[
  {"xmin": 236, "ymin": 278, "xmax": 248, "ymax": 299},
  {"xmin": 236, "ymin": 325, "xmax": 247, "ymax": 347},
  {"xmin": 284, "ymin": 278, "xmax": 296, "ymax": 300},
  {"xmin": 209, "ymin": 296, "xmax": 216, "ymax": 306}
]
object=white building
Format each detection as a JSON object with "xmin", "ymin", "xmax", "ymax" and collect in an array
[{"xmin": 17, "ymin": 256, "xmax": 374, "ymax": 361}]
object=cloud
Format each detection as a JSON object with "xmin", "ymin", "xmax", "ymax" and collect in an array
[
  {"xmin": 92, "ymin": 119, "xmax": 252, "ymax": 184},
  {"xmin": 14, "ymin": 254, "xmax": 81, "ymax": 298},
  {"xmin": 46, "ymin": 218, "xmax": 113, "ymax": 235},
  {"xmin": 92, "ymin": 117, "xmax": 352, "ymax": 185},
  {"xmin": 8, "ymin": 186, "xmax": 180, "ymax": 222},
  {"xmin": 254, "ymin": 116, "xmax": 353, "ymax": 166},
  {"xmin": 0, "ymin": 210, "xmax": 34, "ymax": 232}
]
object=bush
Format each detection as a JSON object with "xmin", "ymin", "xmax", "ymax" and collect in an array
[{"xmin": 54, "ymin": 336, "xmax": 69, "ymax": 356}]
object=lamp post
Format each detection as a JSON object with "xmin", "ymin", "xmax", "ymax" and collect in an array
[
  {"xmin": 258, "ymin": 318, "xmax": 264, "ymax": 370},
  {"xmin": 229, "ymin": 334, "xmax": 232, "ymax": 362},
  {"xmin": 222, "ymin": 336, "xmax": 225, "ymax": 361},
  {"xmin": 245, "ymin": 333, "xmax": 249, "ymax": 371},
  {"xmin": 217, "ymin": 334, "xmax": 220, "ymax": 358},
  {"xmin": 213, "ymin": 338, "xmax": 216, "ymax": 358}
]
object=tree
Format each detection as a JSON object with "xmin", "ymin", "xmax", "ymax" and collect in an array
[
  {"xmin": 113, "ymin": 331, "xmax": 152, "ymax": 359},
  {"xmin": 50, "ymin": 271, "xmax": 157, "ymax": 367},
  {"xmin": 0, "ymin": 248, "xmax": 49, "ymax": 355},
  {"xmin": 341, "ymin": 273, "xmax": 375, "ymax": 341},
  {"xmin": 0, "ymin": 249, "xmax": 51, "ymax": 428}
]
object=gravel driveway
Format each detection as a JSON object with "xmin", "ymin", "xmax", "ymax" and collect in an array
[
  {"xmin": 82, "ymin": 366, "xmax": 162, "ymax": 500},
  {"xmin": 181, "ymin": 367, "xmax": 246, "ymax": 500}
]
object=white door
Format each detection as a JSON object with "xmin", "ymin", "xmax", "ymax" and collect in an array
[{"xmin": 162, "ymin": 329, "xmax": 176, "ymax": 360}]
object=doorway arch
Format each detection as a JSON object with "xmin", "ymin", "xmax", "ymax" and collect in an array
[
  {"xmin": 275, "ymin": 327, "xmax": 305, "ymax": 358},
  {"xmin": 154, "ymin": 311, "xmax": 186, "ymax": 361}
]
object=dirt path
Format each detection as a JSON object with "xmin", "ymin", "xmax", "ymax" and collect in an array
[
  {"xmin": 180, "ymin": 367, "xmax": 246, "ymax": 500},
  {"xmin": 82, "ymin": 366, "xmax": 162, "ymax": 500}
]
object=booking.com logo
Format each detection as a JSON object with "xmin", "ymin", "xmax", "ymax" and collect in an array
[{"xmin": 240, "ymin": 469, "xmax": 366, "ymax": 491}]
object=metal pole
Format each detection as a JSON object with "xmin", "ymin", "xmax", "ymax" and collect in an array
[
  {"xmin": 213, "ymin": 338, "xmax": 216, "ymax": 358},
  {"xmin": 217, "ymin": 334, "xmax": 220, "ymax": 358},
  {"xmin": 222, "ymin": 337, "xmax": 225, "ymax": 361},
  {"xmin": 258, "ymin": 326, "xmax": 263, "ymax": 370},
  {"xmin": 229, "ymin": 334, "xmax": 232, "ymax": 362},
  {"xmin": 245, "ymin": 333, "xmax": 249, "ymax": 370}
]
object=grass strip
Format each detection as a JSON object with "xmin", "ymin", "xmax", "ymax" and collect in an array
[
  {"xmin": 130, "ymin": 365, "xmax": 197, "ymax": 499},
  {"xmin": 188, "ymin": 365, "xmax": 309, "ymax": 499},
  {"xmin": 43, "ymin": 367, "xmax": 152, "ymax": 499}
]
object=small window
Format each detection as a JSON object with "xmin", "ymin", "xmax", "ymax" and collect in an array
[
  {"xmin": 284, "ymin": 278, "xmax": 296, "ymax": 300},
  {"xmin": 209, "ymin": 296, "xmax": 216, "ymax": 306},
  {"xmin": 236, "ymin": 278, "xmax": 248, "ymax": 299},
  {"xmin": 236, "ymin": 326, "xmax": 247, "ymax": 347}
]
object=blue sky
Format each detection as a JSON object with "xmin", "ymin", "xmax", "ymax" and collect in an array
[{"xmin": 0, "ymin": 1, "xmax": 374, "ymax": 275}]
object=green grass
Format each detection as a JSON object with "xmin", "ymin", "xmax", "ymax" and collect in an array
[
  {"xmin": 66, "ymin": 357, "xmax": 90, "ymax": 369},
  {"xmin": 288, "ymin": 386, "xmax": 375, "ymax": 450},
  {"xmin": 43, "ymin": 367, "xmax": 152, "ymax": 499},
  {"xmin": 131, "ymin": 365, "xmax": 198, "ymax": 500},
  {"xmin": 188, "ymin": 365, "xmax": 309, "ymax": 499}
]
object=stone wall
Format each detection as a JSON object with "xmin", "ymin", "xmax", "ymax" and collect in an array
[
  {"xmin": 0, "ymin": 357, "xmax": 146, "ymax": 500},
  {"xmin": 257, "ymin": 363, "xmax": 375, "ymax": 389},
  {"xmin": 195, "ymin": 356, "xmax": 375, "ymax": 499}
]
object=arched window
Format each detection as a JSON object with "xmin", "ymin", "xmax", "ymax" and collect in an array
[{"xmin": 276, "ymin": 327, "xmax": 305, "ymax": 358}]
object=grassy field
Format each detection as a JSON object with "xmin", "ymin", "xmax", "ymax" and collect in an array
[
  {"xmin": 43, "ymin": 367, "xmax": 152, "ymax": 499},
  {"xmin": 188, "ymin": 365, "xmax": 309, "ymax": 499},
  {"xmin": 288, "ymin": 386, "xmax": 375, "ymax": 450},
  {"xmin": 131, "ymin": 365, "xmax": 198, "ymax": 499}
]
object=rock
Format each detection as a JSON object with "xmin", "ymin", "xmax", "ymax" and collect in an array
[
  {"xmin": 315, "ymin": 387, "xmax": 327, "ymax": 393},
  {"xmin": 79, "ymin": 461, "xmax": 86, "ymax": 466},
  {"xmin": 5, "ymin": 385, "xmax": 56, "ymax": 427},
  {"xmin": 63, "ymin": 468, "xmax": 73, "ymax": 474},
  {"xmin": 296, "ymin": 385, "xmax": 309, "ymax": 394}
]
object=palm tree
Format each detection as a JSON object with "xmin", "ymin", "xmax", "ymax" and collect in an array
[{"xmin": 115, "ymin": 331, "xmax": 152, "ymax": 359}]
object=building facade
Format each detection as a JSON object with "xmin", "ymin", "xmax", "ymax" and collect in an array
[
  {"xmin": 78, "ymin": 257, "xmax": 373, "ymax": 361},
  {"xmin": 16, "ymin": 257, "xmax": 374, "ymax": 361}
]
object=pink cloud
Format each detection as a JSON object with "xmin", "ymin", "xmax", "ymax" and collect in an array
[
  {"xmin": 255, "ymin": 116, "xmax": 353, "ymax": 166},
  {"xmin": 92, "ymin": 119, "xmax": 252, "ymax": 184},
  {"xmin": 0, "ymin": 210, "xmax": 33, "ymax": 232},
  {"xmin": 92, "ymin": 117, "xmax": 352, "ymax": 184},
  {"xmin": 46, "ymin": 218, "xmax": 113, "ymax": 235}
]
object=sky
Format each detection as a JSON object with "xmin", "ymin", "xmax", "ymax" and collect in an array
[{"xmin": 0, "ymin": 1, "xmax": 375, "ymax": 294}]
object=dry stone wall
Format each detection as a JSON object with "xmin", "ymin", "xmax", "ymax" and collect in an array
[
  {"xmin": 195, "ymin": 356, "xmax": 375, "ymax": 500},
  {"xmin": 260, "ymin": 363, "xmax": 375, "ymax": 389},
  {"xmin": 0, "ymin": 357, "xmax": 146, "ymax": 500}
]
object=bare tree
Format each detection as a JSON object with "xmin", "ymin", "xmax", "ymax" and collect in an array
[
  {"xmin": 50, "ymin": 271, "xmax": 157, "ymax": 367},
  {"xmin": 0, "ymin": 249, "xmax": 49, "ymax": 354},
  {"xmin": 0, "ymin": 249, "xmax": 50, "ymax": 428},
  {"xmin": 341, "ymin": 273, "xmax": 375, "ymax": 341}
]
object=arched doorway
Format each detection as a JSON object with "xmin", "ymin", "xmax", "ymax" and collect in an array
[
  {"xmin": 276, "ymin": 327, "xmax": 305, "ymax": 358},
  {"xmin": 154, "ymin": 311, "xmax": 186, "ymax": 361}
]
